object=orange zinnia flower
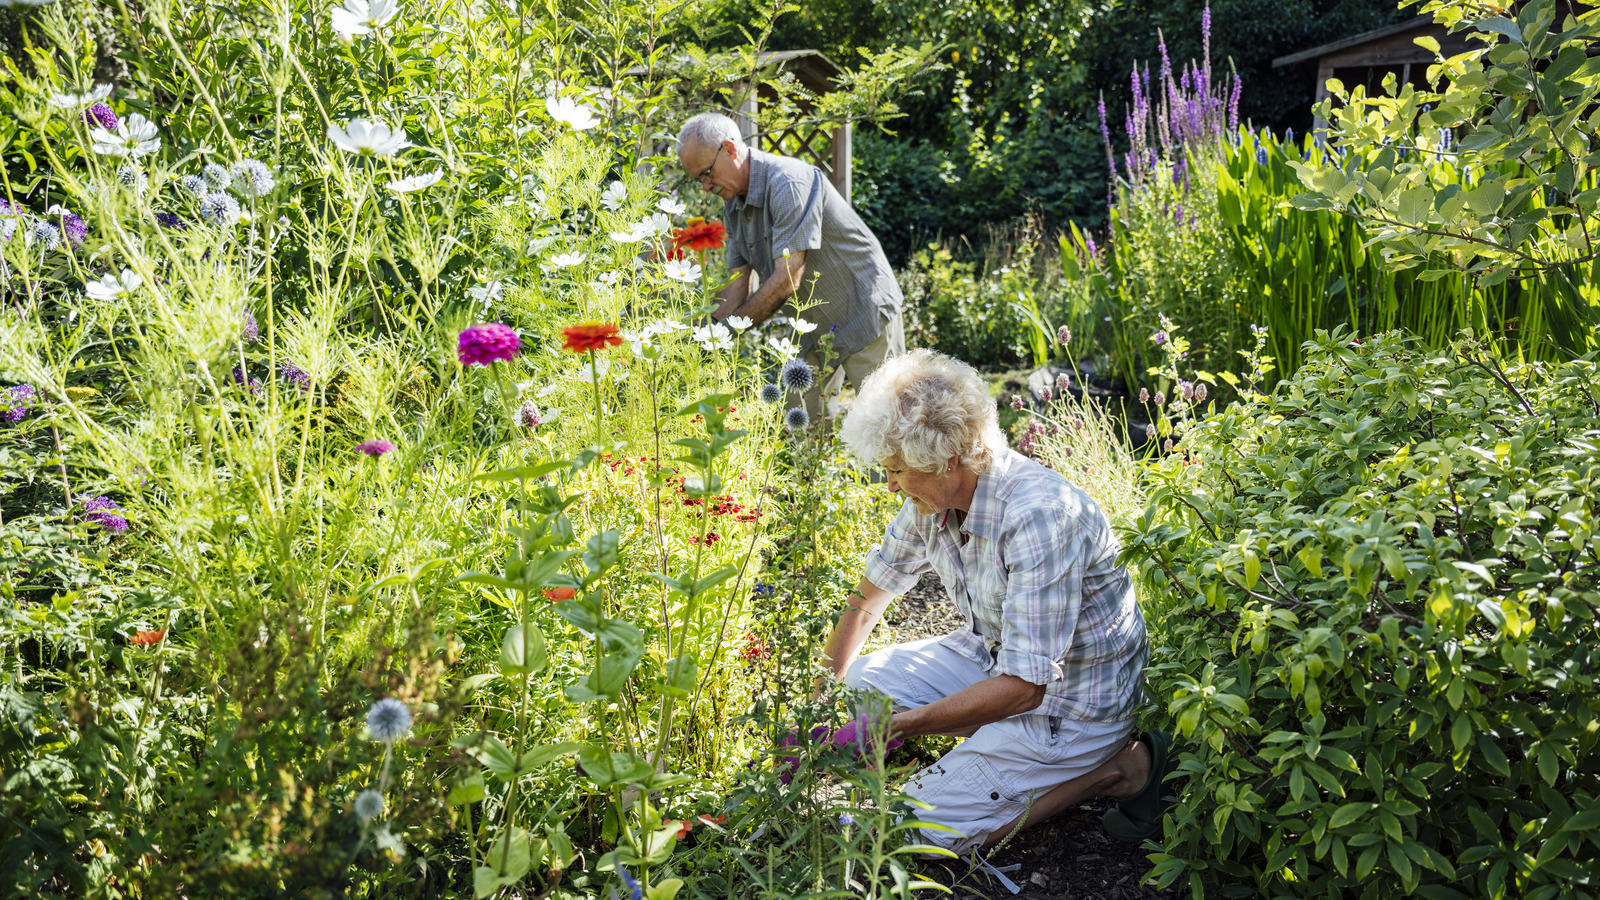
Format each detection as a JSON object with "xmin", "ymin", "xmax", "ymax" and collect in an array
[
  {"xmin": 130, "ymin": 629, "xmax": 167, "ymax": 646},
  {"xmin": 543, "ymin": 587, "xmax": 578, "ymax": 602},
  {"xmin": 561, "ymin": 322, "xmax": 622, "ymax": 353},
  {"xmin": 671, "ymin": 220, "xmax": 727, "ymax": 252},
  {"xmin": 667, "ymin": 819, "xmax": 692, "ymax": 839}
]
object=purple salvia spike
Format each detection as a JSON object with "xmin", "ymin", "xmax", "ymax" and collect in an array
[{"xmin": 1202, "ymin": 6, "xmax": 1213, "ymax": 97}]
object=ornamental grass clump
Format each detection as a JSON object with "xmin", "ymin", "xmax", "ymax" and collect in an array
[{"xmin": 1125, "ymin": 328, "xmax": 1600, "ymax": 899}]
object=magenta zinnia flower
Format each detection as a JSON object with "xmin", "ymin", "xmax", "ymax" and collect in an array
[
  {"xmin": 457, "ymin": 323, "xmax": 520, "ymax": 366},
  {"xmin": 356, "ymin": 439, "xmax": 395, "ymax": 457}
]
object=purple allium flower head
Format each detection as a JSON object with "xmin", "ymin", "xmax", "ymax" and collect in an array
[
  {"xmin": 279, "ymin": 363, "xmax": 312, "ymax": 392},
  {"xmin": 1010, "ymin": 394, "xmax": 1025, "ymax": 411},
  {"xmin": 356, "ymin": 439, "xmax": 395, "ymax": 457},
  {"xmin": 517, "ymin": 399, "xmax": 541, "ymax": 428},
  {"xmin": 456, "ymin": 323, "xmax": 520, "ymax": 366},
  {"xmin": 241, "ymin": 311, "xmax": 258, "ymax": 344},
  {"xmin": 5, "ymin": 384, "xmax": 36, "ymax": 421},
  {"xmin": 1151, "ymin": 330, "xmax": 1168, "ymax": 345},
  {"xmin": 1055, "ymin": 372, "xmax": 1071, "ymax": 392},
  {"xmin": 155, "ymin": 212, "xmax": 187, "ymax": 230},
  {"xmin": 85, "ymin": 103, "xmax": 118, "ymax": 130},
  {"xmin": 82, "ymin": 496, "xmax": 128, "ymax": 533}
]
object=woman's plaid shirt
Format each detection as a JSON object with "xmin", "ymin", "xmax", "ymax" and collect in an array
[{"xmin": 863, "ymin": 449, "xmax": 1147, "ymax": 723}]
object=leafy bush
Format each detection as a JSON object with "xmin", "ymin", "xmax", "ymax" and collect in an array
[{"xmin": 1123, "ymin": 329, "xmax": 1600, "ymax": 898}]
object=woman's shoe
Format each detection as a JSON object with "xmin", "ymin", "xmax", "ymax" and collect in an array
[{"xmin": 1102, "ymin": 730, "xmax": 1175, "ymax": 844}]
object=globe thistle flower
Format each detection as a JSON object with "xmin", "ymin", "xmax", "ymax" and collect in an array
[
  {"xmin": 85, "ymin": 103, "xmax": 118, "ymax": 130},
  {"xmin": 279, "ymin": 363, "xmax": 312, "ymax": 392},
  {"xmin": 30, "ymin": 221, "xmax": 62, "ymax": 251},
  {"xmin": 117, "ymin": 165, "xmax": 148, "ymax": 193},
  {"xmin": 231, "ymin": 159, "xmax": 275, "ymax": 197},
  {"xmin": 517, "ymin": 400, "xmax": 541, "ymax": 428},
  {"xmin": 760, "ymin": 383, "xmax": 782, "ymax": 404},
  {"xmin": 199, "ymin": 191, "xmax": 240, "ymax": 226},
  {"xmin": 457, "ymin": 323, "xmax": 521, "ymax": 366},
  {"xmin": 784, "ymin": 406, "xmax": 809, "ymax": 432},
  {"xmin": 177, "ymin": 174, "xmax": 207, "ymax": 196},
  {"xmin": 1010, "ymin": 394, "xmax": 1024, "ymax": 411},
  {"xmin": 241, "ymin": 311, "xmax": 259, "ymax": 344},
  {"xmin": 5, "ymin": 384, "xmax": 37, "ymax": 422},
  {"xmin": 354, "ymin": 789, "xmax": 385, "ymax": 821},
  {"xmin": 780, "ymin": 358, "xmax": 814, "ymax": 392},
  {"xmin": 203, "ymin": 162, "xmax": 232, "ymax": 190},
  {"xmin": 356, "ymin": 439, "xmax": 396, "ymax": 457},
  {"xmin": 82, "ymin": 496, "xmax": 128, "ymax": 533},
  {"xmin": 365, "ymin": 698, "xmax": 412, "ymax": 742}
]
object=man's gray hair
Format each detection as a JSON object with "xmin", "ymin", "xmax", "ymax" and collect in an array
[{"xmin": 678, "ymin": 112, "xmax": 743, "ymax": 152}]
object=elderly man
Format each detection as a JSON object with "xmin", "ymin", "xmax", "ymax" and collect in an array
[
  {"xmin": 826, "ymin": 349, "xmax": 1171, "ymax": 854},
  {"xmin": 677, "ymin": 112, "xmax": 903, "ymax": 417}
]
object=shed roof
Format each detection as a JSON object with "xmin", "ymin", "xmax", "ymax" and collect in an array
[
  {"xmin": 1272, "ymin": 15, "xmax": 1435, "ymax": 68},
  {"xmin": 625, "ymin": 49, "xmax": 845, "ymax": 94}
]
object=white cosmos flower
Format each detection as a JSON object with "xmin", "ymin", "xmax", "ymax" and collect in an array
[
  {"xmin": 331, "ymin": 0, "xmax": 399, "ymax": 36},
  {"xmin": 545, "ymin": 96, "xmax": 600, "ymax": 131},
  {"xmin": 663, "ymin": 259, "xmax": 702, "ymax": 283},
  {"xmin": 655, "ymin": 319, "xmax": 690, "ymax": 332},
  {"xmin": 621, "ymin": 328, "xmax": 653, "ymax": 356},
  {"xmin": 791, "ymin": 318, "xmax": 818, "ymax": 335},
  {"xmin": 645, "ymin": 212, "xmax": 671, "ymax": 235},
  {"xmin": 468, "ymin": 280, "xmax": 504, "ymax": 307},
  {"xmin": 385, "ymin": 169, "xmax": 442, "ymax": 192},
  {"xmin": 549, "ymin": 251, "xmax": 585, "ymax": 268},
  {"xmin": 575, "ymin": 357, "xmax": 611, "ymax": 383},
  {"xmin": 725, "ymin": 315, "xmax": 752, "ymax": 331},
  {"xmin": 767, "ymin": 334, "xmax": 801, "ymax": 359},
  {"xmin": 692, "ymin": 322, "xmax": 733, "ymax": 352},
  {"xmin": 657, "ymin": 196, "xmax": 686, "ymax": 216},
  {"xmin": 90, "ymin": 113, "xmax": 160, "ymax": 158},
  {"xmin": 326, "ymin": 118, "xmax": 409, "ymax": 157},
  {"xmin": 608, "ymin": 222, "xmax": 650, "ymax": 244},
  {"xmin": 50, "ymin": 83, "xmax": 111, "ymax": 108},
  {"xmin": 85, "ymin": 268, "xmax": 142, "ymax": 300},
  {"xmin": 592, "ymin": 270, "xmax": 622, "ymax": 288},
  {"xmin": 600, "ymin": 181, "xmax": 627, "ymax": 211}
]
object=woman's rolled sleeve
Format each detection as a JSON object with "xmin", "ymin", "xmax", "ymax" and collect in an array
[
  {"xmin": 863, "ymin": 501, "xmax": 930, "ymax": 596},
  {"xmin": 996, "ymin": 503, "xmax": 1081, "ymax": 687}
]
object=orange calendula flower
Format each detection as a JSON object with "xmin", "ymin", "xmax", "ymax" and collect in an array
[
  {"xmin": 667, "ymin": 819, "xmax": 692, "ymax": 839},
  {"xmin": 561, "ymin": 322, "xmax": 623, "ymax": 354},
  {"xmin": 130, "ymin": 629, "xmax": 167, "ymax": 647},
  {"xmin": 543, "ymin": 587, "xmax": 578, "ymax": 602},
  {"xmin": 671, "ymin": 220, "xmax": 727, "ymax": 252}
]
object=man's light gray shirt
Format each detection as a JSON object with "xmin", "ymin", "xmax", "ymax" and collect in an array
[
  {"xmin": 863, "ymin": 450, "xmax": 1148, "ymax": 722},
  {"xmin": 724, "ymin": 148, "xmax": 901, "ymax": 361}
]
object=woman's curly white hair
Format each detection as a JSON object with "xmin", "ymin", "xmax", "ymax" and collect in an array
[{"xmin": 839, "ymin": 349, "xmax": 1007, "ymax": 475}]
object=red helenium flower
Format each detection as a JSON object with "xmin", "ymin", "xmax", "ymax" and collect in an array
[
  {"xmin": 561, "ymin": 322, "xmax": 622, "ymax": 353},
  {"xmin": 671, "ymin": 220, "xmax": 727, "ymax": 252},
  {"xmin": 457, "ymin": 323, "xmax": 521, "ymax": 366},
  {"xmin": 543, "ymin": 587, "xmax": 578, "ymax": 602},
  {"xmin": 130, "ymin": 629, "xmax": 167, "ymax": 647}
]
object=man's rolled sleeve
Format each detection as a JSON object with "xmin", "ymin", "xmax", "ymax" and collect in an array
[
  {"xmin": 863, "ymin": 501, "xmax": 930, "ymax": 596},
  {"xmin": 996, "ymin": 504, "xmax": 1081, "ymax": 686}
]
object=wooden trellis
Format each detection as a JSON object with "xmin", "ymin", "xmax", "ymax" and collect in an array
[{"xmin": 729, "ymin": 51, "xmax": 852, "ymax": 204}]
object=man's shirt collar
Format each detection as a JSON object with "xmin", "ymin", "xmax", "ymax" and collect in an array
[{"xmin": 736, "ymin": 148, "xmax": 772, "ymax": 209}]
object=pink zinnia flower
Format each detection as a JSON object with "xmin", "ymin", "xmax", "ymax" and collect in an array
[
  {"xmin": 457, "ymin": 323, "xmax": 521, "ymax": 366},
  {"xmin": 356, "ymin": 439, "xmax": 395, "ymax": 457}
]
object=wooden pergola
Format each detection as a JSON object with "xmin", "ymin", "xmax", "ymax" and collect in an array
[{"xmin": 1272, "ymin": 16, "xmax": 1477, "ymax": 125}]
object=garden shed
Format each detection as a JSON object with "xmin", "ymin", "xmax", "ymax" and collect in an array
[{"xmin": 1271, "ymin": 15, "xmax": 1477, "ymax": 120}]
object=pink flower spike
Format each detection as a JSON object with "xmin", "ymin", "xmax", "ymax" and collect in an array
[
  {"xmin": 356, "ymin": 439, "xmax": 395, "ymax": 457},
  {"xmin": 457, "ymin": 323, "xmax": 521, "ymax": 366}
]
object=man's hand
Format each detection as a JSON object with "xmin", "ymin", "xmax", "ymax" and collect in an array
[{"xmin": 733, "ymin": 250, "xmax": 807, "ymax": 325}]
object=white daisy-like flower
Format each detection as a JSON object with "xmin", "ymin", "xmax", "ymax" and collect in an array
[
  {"xmin": 654, "ymin": 319, "xmax": 690, "ymax": 333},
  {"xmin": 724, "ymin": 315, "xmax": 752, "ymax": 331},
  {"xmin": 657, "ymin": 196, "xmax": 686, "ymax": 216},
  {"xmin": 621, "ymin": 328, "xmax": 654, "ymax": 356},
  {"xmin": 600, "ymin": 181, "xmax": 627, "ymax": 211},
  {"xmin": 90, "ymin": 112, "xmax": 160, "ymax": 158},
  {"xmin": 545, "ymin": 95, "xmax": 600, "ymax": 131},
  {"xmin": 385, "ymin": 169, "xmax": 443, "ymax": 193},
  {"xmin": 591, "ymin": 270, "xmax": 622, "ymax": 289},
  {"xmin": 767, "ymin": 334, "xmax": 800, "ymax": 359},
  {"xmin": 791, "ymin": 318, "xmax": 818, "ymax": 335},
  {"xmin": 645, "ymin": 212, "xmax": 671, "ymax": 235},
  {"xmin": 331, "ymin": 0, "xmax": 399, "ymax": 36},
  {"xmin": 663, "ymin": 258, "xmax": 702, "ymax": 283},
  {"xmin": 326, "ymin": 118, "xmax": 409, "ymax": 157},
  {"xmin": 366, "ymin": 698, "xmax": 412, "ymax": 743},
  {"xmin": 49, "ymin": 83, "xmax": 111, "ymax": 109},
  {"xmin": 607, "ymin": 224, "xmax": 647, "ymax": 244},
  {"xmin": 683, "ymin": 475, "xmax": 705, "ymax": 494},
  {"xmin": 692, "ymin": 322, "xmax": 732, "ymax": 351},
  {"xmin": 467, "ymin": 280, "xmax": 504, "ymax": 307},
  {"xmin": 549, "ymin": 251, "xmax": 585, "ymax": 268},
  {"xmin": 354, "ymin": 789, "xmax": 385, "ymax": 820},
  {"xmin": 575, "ymin": 357, "xmax": 611, "ymax": 383},
  {"xmin": 85, "ymin": 268, "xmax": 142, "ymax": 300}
]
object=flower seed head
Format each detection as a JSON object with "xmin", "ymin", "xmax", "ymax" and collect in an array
[
  {"xmin": 517, "ymin": 399, "xmax": 541, "ymax": 428},
  {"xmin": 780, "ymin": 358, "xmax": 814, "ymax": 392},
  {"xmin": 784, "ymin": 406, "xmax": 809, "ymax": 432},
  {"xmin": 760, "ymin": 382, "xmax": 782, "ymax": 404},
  {"xmin": 366, "ymin": 697, "xmax": 412, "ymax": 742},
  {"xmin": 203, "ymin": 162, "xmax": 232, "ymax": 190},
  {"xmin": 354, "ymin": 789, "xmax": 385, "ymax": 820}
]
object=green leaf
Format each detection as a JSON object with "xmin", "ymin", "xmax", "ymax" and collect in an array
[
  {"xmin": 1330, "ymin": 802, "xmax": 1376, "ymax": 829},
  {"xmin": 474, "ymin": 461, "xmax": 567, "ymax": 483},
  {"xmin": 448, "ymin": 773, "xmax": 486, "ymax": 806},
  {"xmin": 576, "ymin": 746, "xmax": 654, "ymax": 788},
  {"xmin": 499, "ymin": 623, "xmax": 548, "ymax": 676}
]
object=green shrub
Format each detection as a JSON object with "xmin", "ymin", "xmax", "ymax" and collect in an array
[{"xmin": 1123, "ymin": 329, "xmax": 1600, "ymax": 899}]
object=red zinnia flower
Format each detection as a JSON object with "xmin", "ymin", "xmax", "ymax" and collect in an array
[
  {"xmin": 671, "ymin": 220, "xmax": 727, "ymax": 252},
  {"xmin": 561, "ymin": 321, "xmax": 622, "ymax": 353},
  {"xmin": 543, "ymin": 587, "xmax": 578, "ymax": 602},
  {"xmin": 130, "ymin": 629, "xmax": 167, "ymax": 647}
]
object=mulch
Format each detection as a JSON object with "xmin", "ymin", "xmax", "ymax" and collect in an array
[{"xmin": 881, "ymin": 575, "xmax": 1180, "ymax": 900}]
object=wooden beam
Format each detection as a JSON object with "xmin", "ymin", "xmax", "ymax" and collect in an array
[{"xmin": 832, "ymin": 122, "xmax": 852, "ymax": 205}]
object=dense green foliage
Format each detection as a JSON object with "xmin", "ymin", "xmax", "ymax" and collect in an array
[{"xmin": 1125, "ymin": 330, "xmax": 1600, "ymax": 898}]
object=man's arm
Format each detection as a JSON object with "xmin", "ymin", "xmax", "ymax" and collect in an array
[
  {"xmin": 732, "ymin": 250, "xmax": 806, "ymax": 325},
  {"xmin": 821, "ymin": 576, "xmax": 895, "ymax": 680},
  {"xmin": 888, "ymin": 675, "xmax": 1046, "ymax": 739},
  {"xmin": 712, "ymin": 265, "xmax": 753, "ymax": 320}
]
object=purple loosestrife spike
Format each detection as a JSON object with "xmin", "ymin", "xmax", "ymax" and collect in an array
[
  {"xmin": 82, "ymin": 496, "xmax": 128, "ymax": 533},
  {"xmin": 1085, "ymin": 236, "xmax": 1097, "ymax": 257},
  {"xmin": 5, "ymin": 384, "xmax": 36, "ymax": 422},
  {"xmin": 1202, "ymin": 6, "xmax": 1213, "ymax": 91}
]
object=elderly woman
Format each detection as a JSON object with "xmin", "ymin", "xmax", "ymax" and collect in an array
[{"xmin": 826, "ymin": 348, "xmax": 1169, "ymax": 854}]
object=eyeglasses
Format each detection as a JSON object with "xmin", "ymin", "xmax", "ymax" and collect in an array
[{"xmin": 692, "ymin": 144, "xmax": 725, "ymax": 187}]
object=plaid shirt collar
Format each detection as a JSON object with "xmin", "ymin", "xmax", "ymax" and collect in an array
[
  {"xmin": 939, "ymin": 450, "xmax": 1020, "ymax": 542},
  {"xmin": 736, "ymin": 148, "xmax": 773, "ymax": 209}
]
